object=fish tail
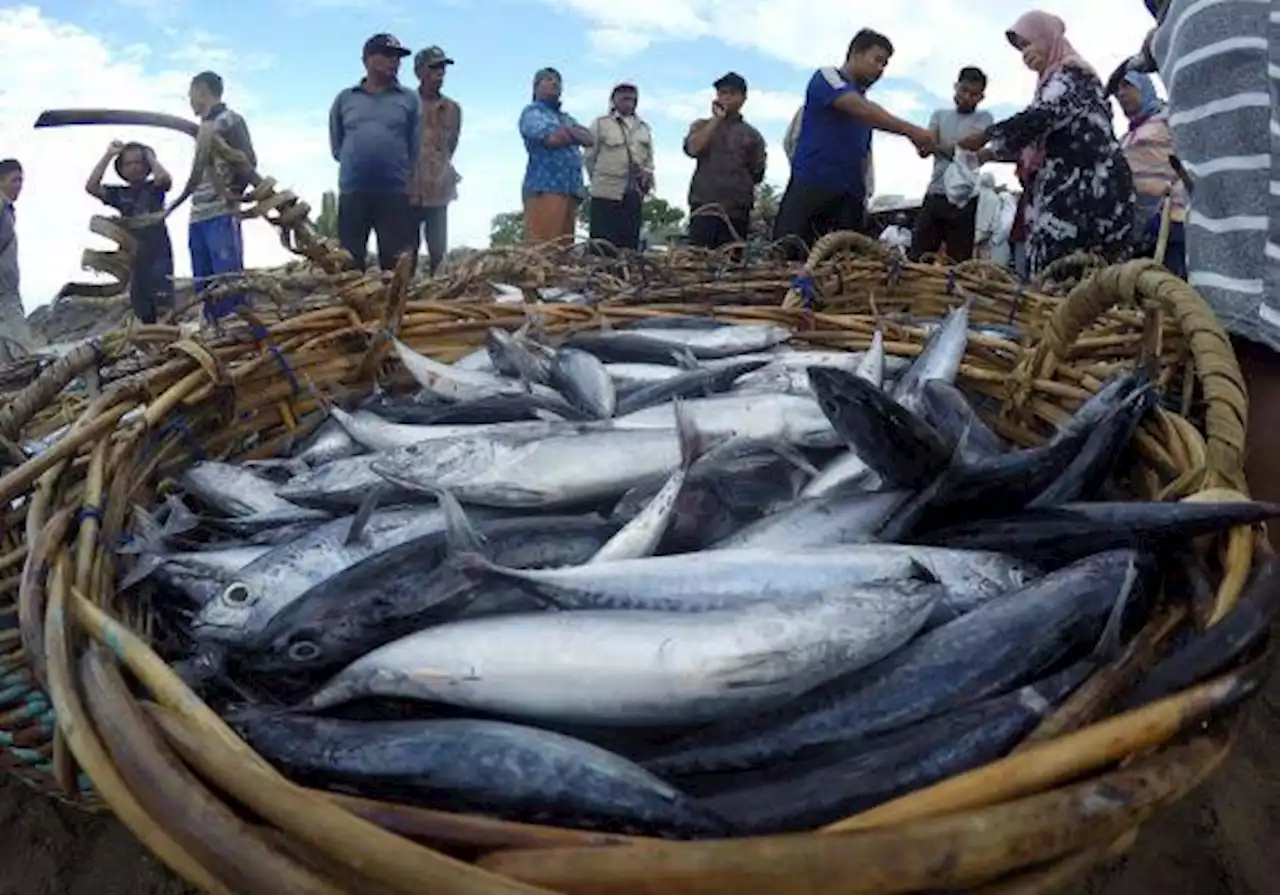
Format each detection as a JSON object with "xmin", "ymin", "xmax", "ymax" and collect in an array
[
  {"xmin": 673, "ymin": 399, "xmax": 705, "ymax": 472},
  {"xmin": 1093, "ymin": 554, "xmax": 1141, "ymax": 659}
]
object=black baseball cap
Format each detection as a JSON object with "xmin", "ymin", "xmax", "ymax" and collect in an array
[
  {"xmin": 714, "ymin": 72, "xmax": 748, "ymax": 93},
  {"xmin": 363, "ymin": 33, "xmax": 411, "ymax": 58}
]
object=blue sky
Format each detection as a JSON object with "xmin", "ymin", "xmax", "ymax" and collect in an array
[{"xmin": 2, "ymin": 1, "xmax": 1155, "ymax": 308}]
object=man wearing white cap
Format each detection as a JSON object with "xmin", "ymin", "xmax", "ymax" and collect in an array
[{"xmin": 584, "ymin": 83, "xmax": 655, "ymax": 252}]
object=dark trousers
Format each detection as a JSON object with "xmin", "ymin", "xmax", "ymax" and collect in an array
[
  {"xmin": 688, "ymin": 213, "xmax": 750, "ymax": 250},
  {"xmin": 412, "ymin": 205, "xmax": 449, "ymax": 274},
  {"xmin": 773, "ymin": 179, "xmax": 867, "ymax": 261},
  {"xmin": 338, "ymin": 191, "xmax": 414, "ymax": 272},
  {"xmin": 130, "ymin": 251, "xmax": 174, "ymax": 324},
  {"xmin": 589, "ymin": 193, "xmax": 643, "ymax": 252},
  {"xmin": 910, "ymin": 193, "xmax": 979, "ymax": 262}
]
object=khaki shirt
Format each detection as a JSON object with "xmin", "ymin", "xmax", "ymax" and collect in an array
[
  {"xmin": 584, "ymin": 114, "xmax": 655, "ymax": 201},
  {"xmin": 408, "ymin": 93, "xmax": 462, "ymax": 207}
]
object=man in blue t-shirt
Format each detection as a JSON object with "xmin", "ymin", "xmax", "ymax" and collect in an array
[{"xmin": 773, "ymin": 29, "xmax": 935, "ymax": 259}]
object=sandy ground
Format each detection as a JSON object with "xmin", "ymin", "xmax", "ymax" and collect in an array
[{"xmin": 2, "ymin": 672, "xmax": 1277, "ymax": 895}]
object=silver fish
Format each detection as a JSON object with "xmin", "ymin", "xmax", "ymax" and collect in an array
[
  {"xmin": 178, "ymin": 461, "xmax": 309, "ymax": 519},
  {"xmin": 618, "ymin": 322, "xmax": 793, "ymax": 359},
  {"xmin": 329, "ymin": 407, "xmax": 575, "ymax": 452},
  {"xmin": 713, "ymin": 489, "xmax": 911, "ymax": 550},
  {"xmin": 613, "ymin": 393, "xmax": 839, "ymax": 448},
  {"xmin": 459, "ymin": 546, "xmax": 931, "ymax": 611},
  {"xmin": 393, "ymin": 339, "xmax": 561, "ymax": 403},
  {"xmin": 551, "ymin": 347, "xmax": 618, "ymax": 419},
  {"xmin": 605, "ymin": 363, "xmax": 685, "ymax": 388},
  {"xmin": 190, "ymin": 505, "xmax": 496, "ymax": 645},
  {"xmin": 303, "ymin": 588, "xmax": 940, "ymax": 726}
]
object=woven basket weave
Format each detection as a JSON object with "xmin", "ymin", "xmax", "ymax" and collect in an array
[{"xmin": 0, "ymin": 216, "xmax": 1267, "ymax": 893}]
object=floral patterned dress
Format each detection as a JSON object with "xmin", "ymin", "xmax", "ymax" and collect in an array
[{"xmin": 986, "ymin": 66, "xmax": 1136, "ymax": 276}]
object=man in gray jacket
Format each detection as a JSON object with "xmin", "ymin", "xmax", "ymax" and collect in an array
[
  {"xmin": 329, "ymin": 33, "xmax": 422, "ymax": 272},
  {"xmin": 0, "ymin": 159, "xmax": 36, "ymax": 362}
]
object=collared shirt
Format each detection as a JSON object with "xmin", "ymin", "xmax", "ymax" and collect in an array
[
  {"xmin": 791, "ymin": 67, "xmax": 872, "ymax": 198},
  {"xmin": 683, "ymin": 114, "xmax": 766, "ymax": 215},
  {"xmin": 519, "ymin": 99, "xmax": 585, "ymax": 199},
  {"xmin": 584, "ymin": 113, "xmax": 655, "ymax": 201},
  {"xmin": 408, "ymin": 91, "xmax": 462, "ymax": 207},
  {"xmin": 190, "ymin": 103, "xmax": 256, "ymax": 223},
  {"xmin": 329, "ymin": 80, "xmax": 422, "ymax": 194},
  {"xmin": 0, "ymin": 198, "xmax": 18, "ymax": 297}
]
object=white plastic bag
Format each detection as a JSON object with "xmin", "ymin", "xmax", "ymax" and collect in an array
[{"xmin": 943, "ymin": 149, "xmax": 981, "ymax": 207}]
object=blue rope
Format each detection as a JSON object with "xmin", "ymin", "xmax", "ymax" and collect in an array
[
  {"xmin": 789, "ymin": 274, "xmax": 817, "ymax": 309},
  {"xmin": 159, "ymin": 412, "xmax": 207, "ymax": 462},
  {"xmin": 76, "ymin": 505, "xmax": 103, "ymax": 525},
  {"xmin": 251, "ymin": 323, "xmax": 300, "ymax": 396}
]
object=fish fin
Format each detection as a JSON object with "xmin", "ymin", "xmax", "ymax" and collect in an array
[
  {"xmin": 345, "ymin": 484, "xmax": 389, "ymax": 546},
  {"xmin": 119, "ymin": 503, "xmax": 163, "ymax": 555},
  {"xmin": 764, "ymin": 441, "xmax": 821, "ymax": 478},
  {"xmin": 905, "ymin": 558, "xmax": 941, "ymax": 585},
  {"xmin": 673, "ymin": 399, "xmax": 705, "ymax": 470},
  {"xmin": 432, "ymin": 486, "xmax": 486, "ymax": 554},
  {"xmin": 118, "ymin": 554, "xmax": 165, "ymax": 590},
  {"xmin": 1094, "ymin": 555, "xmax": 1141, "ymax": 659},
  {"xmin": 161, "ymin": 494, "xmax": 201, "ymax": 539},
  {"xmin": 714, "ymin": 650, "xmax": 794, "ymax": 689},
  {"xmin": 674, "ymin": 347, "xmax": 699, "ymax": 370}
]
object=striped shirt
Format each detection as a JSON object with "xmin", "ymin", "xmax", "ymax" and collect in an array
[
  {"xmin": 1121, "ymin": 111, "xmax": 1189, "ymax": 225},
  {"xmin": 1150, "ymin": 0, "xmax": 1278, "ymax": 349}
]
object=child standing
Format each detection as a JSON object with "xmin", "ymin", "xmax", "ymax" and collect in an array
[{"xmin": 85, "ymin": 140, "xmax": 175, "ymax": 324}]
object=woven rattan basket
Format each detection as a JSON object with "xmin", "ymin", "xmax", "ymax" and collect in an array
[{"xmin": 0, "ymin": 224, "xmax": 1268, "ymax": 893}]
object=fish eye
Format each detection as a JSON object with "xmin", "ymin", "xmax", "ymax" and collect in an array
[
  {"xmin": 287, "ymin": 640, "xmax": 321, "ymax": 662},
  {"xmin": 221, "ymin": 582, "xmax": 255, "ymax": 607}
]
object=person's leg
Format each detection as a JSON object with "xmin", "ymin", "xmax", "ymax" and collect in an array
[
  {"xmin": 201, "ymin": 214, "xmax": 247, "ymax": 319},
  {"xmin": 945, "ymin": 198, "xmax": 979, "ymax": 261},
  {"xmin": 620, "ymin": 191, "xmax": 643, "ymax": 251},
  {"xmin": 337, "ymin": 191, "xmax": 373, "ymax": 271},
  {"xmin": 0, "ymin": 291, "xmax": 33, "ymax": 361},
  {"xmin": 773, "ymin": 181, "xmax": 823, "ymax": 260},
  {"xmin": 128, "ymin": 270, "xmax": 157, "ymax": 324},
  {"xmin": 372, "ymin": 192, "xmax": 415, "ymax": 271},
  {"xmin": 188, "ymin": 220, "xmax": 215, "ymax": 320},
  {"xmin": 589, "ymin": 197, "xmax": 622, "ymax": 251},
  {"xmin": 909, "ymin": 195, "xmax": 946, "ymax": 260},
  {"xmin": 560, "ymin": 196, "xmax": 578, "ymax": 240},
  {"xmin": 688, "ymin": 214, "xmax": 719, "ymax": 249},
  {"xmin": 524, "ymin": 193, "xmax": 566, "ymax": 245},
  {"xmin": 424, "ymin": 207, "xmax": 448, "ymax": 274}
]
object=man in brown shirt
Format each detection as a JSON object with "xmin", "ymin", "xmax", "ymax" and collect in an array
[
  {"xmin": 683, "ymin": 72, "xmax": 767, "ymax": 249},
  {"xmin": 408, "ymin": 46, "xmax": 462, "ymax": 274}
]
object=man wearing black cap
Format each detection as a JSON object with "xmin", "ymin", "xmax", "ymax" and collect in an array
[
  {"xmin": 408, "ymin": 46, "xmax": 462, "ymax": 275},
  {"xmin": 683, "ymin": 72, "xmax": 767, "ymax": 249},
  {"xmin": 328, "ymin": 33, "xmax": 422, "ymax": 272}
]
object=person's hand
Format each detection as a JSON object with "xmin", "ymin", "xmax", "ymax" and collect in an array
[
  {"xmin": 909, "ymin": 127, "xmax": 936, "ymax": 156},
  {"xmin": 976, "ymin": 147, "xmax": 996, "ymax": 164},
  {"xmin": 105, "ymin": 139, "xmax": 125, "ymax": 157},
  {"xmin": 956, "ymin": 130, "xmax": 988, "ymax": 152},
  {"xmin": 546, "ymin": 127, "xmax": 572, "ymax": 148},
  {"xmin": 711, "ymin": 100, "xmax": 725, "ymax": 119}
]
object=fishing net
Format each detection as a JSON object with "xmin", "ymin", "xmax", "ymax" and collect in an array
[{"xmin": 0, "ymin": 140, "xmax": 1265, "ymax": 895}]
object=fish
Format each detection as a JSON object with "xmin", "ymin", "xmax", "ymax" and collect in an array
[
  {"xmin": 301, "ymin": 586, "xmax": 941, "ymax": 727},
  {"xmin": 457, "ymin": 545, "xmax": 940, "ymax": 612},
  {"xmin": 605, "ymin": 363, "xmax": 685, "ymax": 389},
  {"xmin": 486, "ymin": 326, "xmax": 554, "ymax": 384},
  {"xmin": 227, "ymin": 710, "xmax": 729, "ymax": 837},
  {"xmin": 372, "ymin": 426, "xmax": 696, "ymax": 509},
  {"xmin": 809, "ymin": 366, "xmax": 953, "ymax": 489},
  {"xmin": 644, "ymin": 549, "xmax": 1139, "ymax": 776},
  {"xmin": 731, "ymin": 336, "xmax": 888, "ymax": 397},
  {"xmin": 613, "ymin": 393, "xmax": 840, "ymax": 448},
  {"xmin": 589, "ymin": 403, "xmax": 702, "ymax": 563},
  {"xmin": 615, "ymin": 359, "xmax": 769, "ymax": 416},
  {"xmin": 393, "ymin": 338, "xmax": 561, "ymax": 403},
  {"xmin": 551, "ymin": 347, "xmax": 618, "ymax": 419},
  {"xmin": 697, "ymin": 661, "xmax": 1091, "ymax": 831},
  {"xmin": 189, "ymin": 504, "xmax": 500, "ymax": 646},
  {"xmin": 916, "ymin": 381, "xmax": 1006, "ymax": 461},
  {"xmin": 274, "ymin": 455, "xmax": 423, "ymax": 510},
  {"xmin": 177, "ymin": 461, "xmax": 327, "ymax": 525},
  {"xmin": 712, "ymin": 489, "xmax": 911, "ymax": 550},
  {"xmin": 912, "ymin": 501, "xmax": 1280, "ymax": 565},
  {"xmin": 235, "ymin": 512, "xmax": 618, "ymax": 680},
  {"xmin": 450, "ymin": 347, "xmax": 496, "ymax": 372},
  {"xmin": 361, "ymin": 391, "xmax": 587, "ymax": 425},
  {"xmin": 566, "ymin": 323, "xmax": 791, "ymax": 363},
  {"xmin": 890, "ymin": 301, "xmax": 971, "ymax": 415},
  {"xmin": 329, "ymin": 407, "xmax": 589, "ymax": 453}
]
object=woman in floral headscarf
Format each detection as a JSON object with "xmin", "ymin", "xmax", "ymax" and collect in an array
[{"xmin": 958, "ymin": 11, "xmax": 1135, "ymax": 277}]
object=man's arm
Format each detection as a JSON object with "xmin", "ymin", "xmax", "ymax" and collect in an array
[
  {"xmin": 148, "ymin": 148, "xmax": 174, "ymax": 191},
  {"xmin": 831, "ymin": 91, "xmax": 930, "ymax": 144},
  {"xmin": 407, "ymin": 96, "xmax": 422, "ymax": 163},
  {"xmin": 447, "ymin": 102, "xmax": 462, "ymax": 157},
  {"xmin": 684, "ymin": 117, "xmax": 719, "ymax": 158},
  {"xmin": 749, "ymin": 130, "xmax": 767, "ymax": 185},
  {"xmin": 85, "ymin": 142, "xmax": 119, "ymax": 200},
  {"xmin": 328, "ymin": 95, "xmax": 345, "ymax": 163},
  {"xmin": 583, "ymin": 118, "xmax": 601, "ymax": 176}
]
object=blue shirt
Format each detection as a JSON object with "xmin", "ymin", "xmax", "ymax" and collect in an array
[
  {"xmin": 519, "ymin": 100, "xmax": 585, "ymax": 199},
  {"xmin": 791, "ymin": 68, "xmax": 873, "ymax": 196},
  {"xmin": 329, "ymin": 81, "xmax": 422, "ymax": 193}
]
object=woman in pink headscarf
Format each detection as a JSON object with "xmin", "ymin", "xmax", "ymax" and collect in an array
[{"xmin": 958, "ymin": 11, "xmax": 1135, "ymax": 278}]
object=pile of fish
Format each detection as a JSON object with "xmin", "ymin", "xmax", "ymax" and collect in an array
[{"xmin": 119, "ymin": 306, "xmax": 1280, "ymax": 838}]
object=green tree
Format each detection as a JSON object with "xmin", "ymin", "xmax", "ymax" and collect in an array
[
  {"xmin": 489, "ymin": 210, "xmax": 525, "ymax": 247},
  {"xmin": 315, "ymin": 190, "xmax": 339, "ymax": 239},
  {"xmin": 751, "ymin": 182, "xmax": 782, "ymax": 236}
]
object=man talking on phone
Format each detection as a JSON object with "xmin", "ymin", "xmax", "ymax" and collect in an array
[{"xmin": 683, "ymin": 72, "xmax": 767, "ymax": 249}]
